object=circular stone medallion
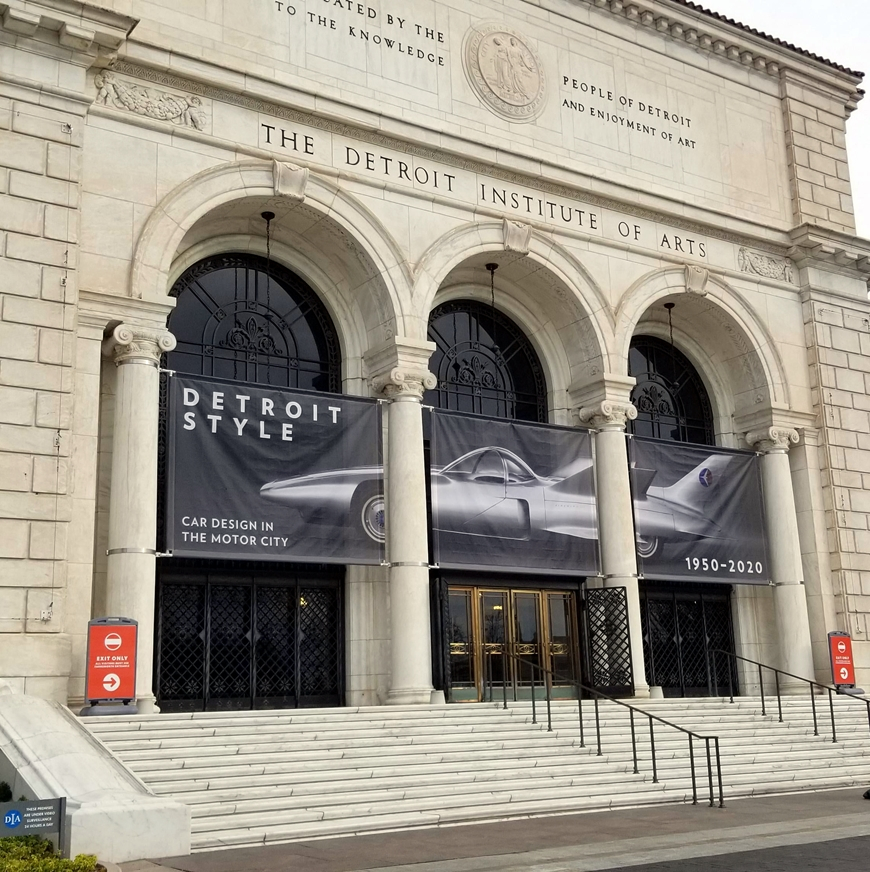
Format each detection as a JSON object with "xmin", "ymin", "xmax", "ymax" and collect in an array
[{"xmin": 463, "ymin": 22, "xmax": 546, "ymax": 122}]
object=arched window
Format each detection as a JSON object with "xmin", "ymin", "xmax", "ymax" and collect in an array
[
  {"xmin": 426, "ymin": 300, "xmax": 547, "ymax": 422},
  {"xmin": 167, "ymin": 253, "xmax": 341, "ymax": 392},
  {"xmin": 628, "ymin": 335, "xmax": 714, "ymax": 445}
]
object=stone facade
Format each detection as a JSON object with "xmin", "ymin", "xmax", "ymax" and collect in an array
[{"xmin": 1, "ymin": 0, "xmax": 869, "ymax": 704}]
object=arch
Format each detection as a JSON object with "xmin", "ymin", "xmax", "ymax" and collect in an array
[
  {"xmin": 413, "ymin": 222, "xmax": 613, "ymax": 415},
  {"xmin": 615, "ymin": 268, "xmax": 790, "ymax": 420},
  {"xmin": 129, "ymin": 160, "xmax": 411, "ymax": 356}
]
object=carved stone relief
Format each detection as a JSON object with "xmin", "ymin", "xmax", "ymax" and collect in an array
[
  {"xmin": 463, "ymin": 23, "xmax": 546, "ymax": 122},
  {"xmin": 94, "ymin": 71, "xmax": 210, "ymax": 132},
  {"xmin": 738, "ymin": 247, "xmax": 795, "ymax": 283}
]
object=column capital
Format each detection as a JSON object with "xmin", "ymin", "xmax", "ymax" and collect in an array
[
  {"xmin": 745, "ymin": 426, "xmax": 800, "ymax": 453},
  {"xmin": 365, "ymin": 337, "xmax": 437, "ymax": 401},
  {"xmin": 576, "ymin": 400, "xmax": 638, "ymax": 430},
  {"xmin": 372, "ymin": 367, "xmax": 437, "ymax": 400},
  {"xmin": 103, "ymin": 323, "xmax": 176, "ymax": 366}
]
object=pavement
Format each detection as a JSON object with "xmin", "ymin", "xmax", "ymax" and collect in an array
[{"xmin": 125, "ymin": 789, "xmax": 870, "ymax": 872}]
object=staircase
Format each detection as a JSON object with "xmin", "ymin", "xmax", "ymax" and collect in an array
[{"xmin": 84, "ymin": 696, "xmax": 870, "ymax": 852}]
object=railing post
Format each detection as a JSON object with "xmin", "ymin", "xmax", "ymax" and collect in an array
[
  {"xmin": 866, "ymin": 700, "xmax": 870, "ymax": 736},
  {"xmin": 594, "ymin": 697, "xmax": 602, "ymax": 756},
  {"xmin": 688, "ymin": 735, "xmax": 697, "ymax": 804},
  {"xmin": 829, "ymin": 687, "xmax": 837, "ymax": 744},
  {"xmin": 714, "ymin": 737, "xmax": 725, "ymax": 808},
  {"xmin": 502, "ymin": 651, "xmax": 507, "ymax": 710},
  {"xmin": 545, "ymin": 667, "xmax": 553, "ymax": 732},
  {"xmin": 649, "ymin": 717, "xmax": 658, "ymax": 783},
  {"xmin": 578, "ymin": 690, "xmax": 585, "ymax": 748},
  {"xmin": 810, "ymin": 682, "xmax": 819, "ymax": 736},
  {"xmin": 758, "ymin": 663, "xmax": 765, "ymax": 716},
  {"xmin": 705, "ymin": 737, "xmax": 714, "ymax": 807},
  {"xmin": 530, "ymin": 659, "xmax": 537, "ymax": 725},
  {"xmin": 629, "ymin": 708, "xmax": 639, "ymax": 774},
  {"xmin": 774, "ymin": 670, "xmax": 783, "ymax": 723}
]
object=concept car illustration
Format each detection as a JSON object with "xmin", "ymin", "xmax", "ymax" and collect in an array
[{"xmin": 259, "ymin": 445, "xmax": 734, "ymax": 555}]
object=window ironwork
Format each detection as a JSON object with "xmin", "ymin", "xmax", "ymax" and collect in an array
[
  {"xmin": 426, "ymin": 300, "xmax": 547, "ymax": 423},
  {"xmin": 167, "ymin": 253, "xmax": 341, "ymax": 392},
  {"xmin": 628, "ymin": 335, "xmax": 714, "ymax": 445}
]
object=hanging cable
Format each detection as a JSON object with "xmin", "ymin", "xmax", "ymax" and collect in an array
[
  {"xmin": 664, "ymin": 302, "xmax": 679, "ymax": 389},
  {"xmin": 262, "ymin": 211, "xmax": 275, "ymax": 384},
  {"xmin": 486, "ymin": 262, "xmax": 499, "ymax": 353}
]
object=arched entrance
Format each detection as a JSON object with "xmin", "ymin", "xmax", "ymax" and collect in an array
[
  {"xmin": 629, "ymin": 335, "xmax": 736, "ymax": 697},
  {"xmin": 428, "ymin": 299, "xmax": 584, "ymax": 702},
  {"xmin": 155, "ymin": 253, "xmax": 345, "ymax": 711}
]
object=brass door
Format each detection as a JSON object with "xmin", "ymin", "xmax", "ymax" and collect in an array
[{"xmin": 447, "ymin": 586, "xmax": 580, "ymax": 701}]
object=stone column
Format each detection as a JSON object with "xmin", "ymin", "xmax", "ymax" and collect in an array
[
  {"xmin": 103, "ymin": 324, "xmax": 176, "ymax": 713},
  {"xmin": 368, "ymin": 339, "xmax": 437, "ymax": 705},
  {"xmin": 576, "ymin": 387, "xmax": 649, "ymax": 698},
  {"xmin": 746, "ymin": 426, "xmax": 815, "ymax": 686}
]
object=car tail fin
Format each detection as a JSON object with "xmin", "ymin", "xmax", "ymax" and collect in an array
[
  {"xmin": 631, "ymin": 465, "xmax": 657, "ymax": 496},
  {"xmin": 657, "ymin": 453, "xmax": 734, "ymax": 510}
]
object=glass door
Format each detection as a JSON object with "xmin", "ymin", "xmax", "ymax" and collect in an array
[{"xmin": 446, "ymin": 585, "xmax": 580, "ymax": 702}]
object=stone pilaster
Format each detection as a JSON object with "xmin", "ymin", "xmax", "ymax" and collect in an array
[
  {"xmin": 366, "ymin": 338, "xmax": 437, "ymax": 705},
  {"xmin": 103, "ymin": 324, "xmax": 175, "ymax": 713},
  {"xmin": 572, "ymin": 375, "xmax": 649, "ymax": 698},
  {"xmin": 745, "ymin": 426, "xmax": 815, "ymax": 686}
]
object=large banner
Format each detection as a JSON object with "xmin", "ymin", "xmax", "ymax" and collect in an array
[
  {"xmin": 166, "ymin": 375, "xmax": 384, "ymax": 564},
  {"xmin": 628, "ymin": 436, "xmax": 769, "ymax": 584},
  {"xmin": 430, "ymin": 411, "xmax": 598, "ymax": 575}
]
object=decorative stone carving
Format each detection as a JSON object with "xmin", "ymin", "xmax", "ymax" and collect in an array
[
  {"xmin": 738, "ymin": 247, "xmax": 795, "ymax": 283},
  {"xmin": 94, "ymin": 71, "xmax": 209, "ymax": 131},
  {"xmin": 685, "ymin": 264, "xmax": 709, "ymax": 295},
  {"xmin": 577, "ymin": 400, "xmax": 638, "ymax": 429},
  {"xmin": 371, "ymin": 367, "xmax": 438, "ymax": 400},
  {"xmin": 745, "ymin": 426, "xmax": 800, "ymax": 453},
  {"xmin": 272, "ymin": 159, "xmax": 309, "ymax": 201},
  {"xmin": 503, "ymin": 219, "xmax": 532, "ymax": 254},
  {"xmin": 463, "ymin": 22, "xmax": 546, "ymax": 122},
  {"xmin": 106, "ymin": 324, "xmax": 176, "ymax": 366}
]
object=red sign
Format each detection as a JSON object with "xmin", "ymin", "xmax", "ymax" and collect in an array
[
  {"xmin": 85, "ymin": 618, "xmax": 138, "ymax": 702},
  {"xmin": 829, "ymin": 632, "xmax": 855, "ymax": 687}
]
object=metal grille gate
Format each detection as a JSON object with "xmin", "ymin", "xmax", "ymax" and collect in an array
[
  {"xmin": 582, "ymin": 586, "xmax": 634, "ymax": 696},
  {"xmin": 156, "ymin": 570, "xmax": 343, "ymax": 711},
  {"xmin": 640, "ymin": 584, "xmax": 736, "ymax": 697}
]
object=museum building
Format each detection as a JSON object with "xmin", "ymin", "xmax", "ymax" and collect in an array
[{"xmin": 2, "ymin": 0, "xmax": 870, "ymax": 715}]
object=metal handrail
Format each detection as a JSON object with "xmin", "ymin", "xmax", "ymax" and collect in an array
[
  {"xmin": 709, "ymin": 647, "xmax": 870, "ymax": 745},
  {"xmin": 483, "ymin": 647, "xmax": 724, "ymax": 808}
]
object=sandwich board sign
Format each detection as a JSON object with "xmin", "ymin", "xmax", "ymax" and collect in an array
[
  {"xmin": 85, "ymin": 617, "xmax": 137, "ymax": 703},
  {"xmin": 829, "ymin": 631, "xmax": 856, "ymax": 689}
]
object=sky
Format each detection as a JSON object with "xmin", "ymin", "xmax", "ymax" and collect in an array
[{"xmin": 699, "ymin": 0, "xmax": 870, "ymax": 237}]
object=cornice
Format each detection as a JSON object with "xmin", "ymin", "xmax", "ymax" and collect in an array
[
  {"xmin": 108, "ymin": 58, "xmax": 795, "ymax": 258},
  {"xmin": 787, "ymin": 225, "xmax": 870, "ymax": 279},
  {"xmin": 0, "ymin": 0, "xmax": 137, "ymax": 52},
  {"xmin": 582, "ymin": 0, "xmax": 862, "ymax": 102}
]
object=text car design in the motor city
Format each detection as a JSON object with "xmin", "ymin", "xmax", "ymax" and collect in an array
[{"xmin": 259, "ymin": 446, "xmax": 737, "ymax": 556}]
